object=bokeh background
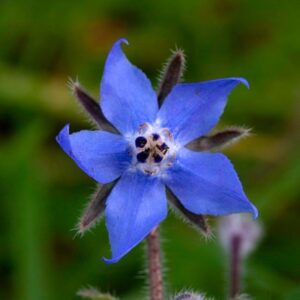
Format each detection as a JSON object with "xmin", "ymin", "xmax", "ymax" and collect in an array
[{"xmin": 1, "ymin": 0, "xmax": 300, "ymax": 299}]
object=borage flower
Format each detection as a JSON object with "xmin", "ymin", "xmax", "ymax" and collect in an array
[{"xmin": 56, "ymin": 38, "xmax": 258, "ymax": 264}]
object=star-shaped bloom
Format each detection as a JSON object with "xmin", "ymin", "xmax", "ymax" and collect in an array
[{"xmin": 56, "ymin": 38, "xmax": 258, "ymax": 264}]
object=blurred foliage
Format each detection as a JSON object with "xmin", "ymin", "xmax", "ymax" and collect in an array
[{"xmin": 0, "ymin": 0, "xmax": 300, "ymax": 299}]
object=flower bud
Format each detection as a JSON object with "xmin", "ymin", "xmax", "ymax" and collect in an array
[
  {"xmin": 172, "ymin": 291, "xmax": 209, "ymax": 300},
  {"xmin": 218, "ymin": 214, "xmax": 262, "ymax": 258}
]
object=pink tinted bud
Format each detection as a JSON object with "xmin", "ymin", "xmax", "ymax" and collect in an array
[{"xmin": 218, "ymin": 214, "xmax": 262, "ymax": 257}]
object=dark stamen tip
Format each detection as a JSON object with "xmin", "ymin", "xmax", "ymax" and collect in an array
[
  {"xmin": 160, "ymin": 143, "xmax": 169, "ymax": 151},
  {"xmin": 135, "ymin": 136, "xmax": 147, "ymax": 148},
  {"xmin": 152, "ymin": 133, "xmax": 160, "ymax": 141},
  {"xmin": 137, "ymin": 150, "xmax": 149, "ymax": 163},
  {"xmin": 154, "ymin": 154, "xmax": 163, "ymax": 163}
]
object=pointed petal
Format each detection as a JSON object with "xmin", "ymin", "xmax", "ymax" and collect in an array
[
  {"xmin": 103, "ymin": 171, "xmax": 167, "ymax": 264},
  {"xmin": 164, "ymin": 149, "xmax": 258, "ymax": 218},
  {"xmin": 56, "ymin": 125, "xmax": 130, "ymax": 184},
  {"xmin": 186, "ymin": 127, "xmax": 251, "ymax": 151},
  {"xmin": 157, "ymin": 78, "xmax": 249, "ymax": 145},
  {"xmin": 100, "ymin": 39, "xmax": 158, "ymax": 135}
]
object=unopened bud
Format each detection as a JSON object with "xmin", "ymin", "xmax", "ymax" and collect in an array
[
  {"xmin": 172, "ymin": 291, "xmax": 210, "ymax": 300},
  {"xmin": 218, "ymin": 214, "xmax": 262, "ymax": 257},
  {"xmin": 218, "ymin": 214, "xmax": 262, "ymax": 299}
]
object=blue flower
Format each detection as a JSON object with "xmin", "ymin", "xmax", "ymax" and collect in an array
[{"xmin": 57, "ymin": 38, "xmax": 258, "ymax": 264}]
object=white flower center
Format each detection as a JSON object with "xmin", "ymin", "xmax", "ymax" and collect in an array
[{"xmin": 129, "ymin": 123, "xmax": 177, "ymax": 175}]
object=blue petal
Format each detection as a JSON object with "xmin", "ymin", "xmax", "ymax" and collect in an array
[
  {"xmin": 103, "ymin": 170, "xmax": 167, "ymax": 264},
  {"xmin": 157, "ymin": 78, "xmax": 249, "ymax": 145},
  {"xmin": 56, "ymin": 124, "xmax": 131, "ymax": 184},
  {"xmin": 163, "ymin": 148, "xmax": 258, "ymax": 218},
  {"xmin": 100, "ymin": 38, "xmax": 158, "ymax": 135}
]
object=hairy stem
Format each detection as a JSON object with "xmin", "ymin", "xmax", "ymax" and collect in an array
[
  {"xmin": 147, "ymin": 226, "xmax": 163, "ymax": 300},
  {"xmin": 229, "ymin": 235, "xmax": 241, "ymax": 299}
]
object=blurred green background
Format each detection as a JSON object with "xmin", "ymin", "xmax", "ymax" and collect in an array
[{"xmin": 1, "ymin": 0, "xmax": 300, "ymax": 299}]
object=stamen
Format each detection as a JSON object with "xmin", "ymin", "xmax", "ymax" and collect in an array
[
  {"xmin": 156, "ymin": 143, "xmax": 169, "ymax": 154},
  {"xmin": 135, "ymin": 136, "xmax": 147, "ymax": 148},
  {"xmin": 137, "ymin": 148, "xmax": 150, "ymax": 163},
  {"xmin": 153, "ymin": 154, "xmax": 163, "ymax": 163},
  {"xmin": 132, "ymin": 125, "xmax": 176, "ymax": 175},
  {"xmin": 160, "ymin": 143, "xmax": 168, "ymax": 151},
  {"xmin": 152, "ymin": 133, "xmax": 160, "ymax": 141}
]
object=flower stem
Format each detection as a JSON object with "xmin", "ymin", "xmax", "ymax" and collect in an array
[
  {"xmin": 229, "ymin": 235, "xmax": 241, "ymax": 299},
  {"xmin": 146, "ymin": 226, "xmax": 163, "ymax": 300}
]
